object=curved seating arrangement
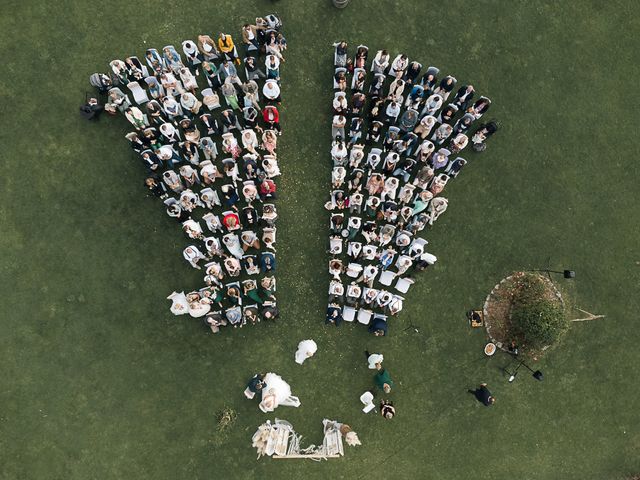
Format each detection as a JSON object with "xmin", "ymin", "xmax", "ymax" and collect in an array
[
  {"xmin": 88, "ymin": 14, "xmax": 287, "ymax": 334},
  {"xmin": 326, "ymin": 42, "xmax": 496, "ymax": 335}
]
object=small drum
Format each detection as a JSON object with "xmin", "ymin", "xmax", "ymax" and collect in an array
[{"xmin": 484, "ymin": 342, "xmax": 496, "ymax": 356}]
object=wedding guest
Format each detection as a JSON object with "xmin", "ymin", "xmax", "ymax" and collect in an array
[
  {"xmin": 263, "ymin": 79, "xmax": 281, "ymax": 103},
  {"xmin": 245, "ymin": 373, "xmax": 266, "ymax": 399},
  {"xmin": 218, "ymin": 33, "xmax": 240, "ymax": 64},
  {"xmin": 326, "ymin": 304, "xmax": 343, "ymax": 326},
  {"xmin": 183, "ymin": 246, "xmax": 207, "ymax": 269},
  {"xmin": 374, "ymin": 365, "xmax": 394, "ymax": 393},
  {"xmin": 380, "ymin": 400, "xmax": 396, "ymax": 419},
  {"xmin": 204, "ymin": 312, "xmax": 228, "ymax": 334},
  {"xmin": 468, "ymin": 383, "xmax": 496, "ymax": 406}
]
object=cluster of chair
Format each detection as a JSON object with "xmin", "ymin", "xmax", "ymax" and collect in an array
[
  {"xmin": 326, "ymin": 42, "xmax": 496, "ymax": 335},
  {"xmin": 88, "ymin": 14, "xmax": 287, "ymax": 334}
]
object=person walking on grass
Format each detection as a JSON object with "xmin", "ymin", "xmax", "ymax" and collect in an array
[
  {"xmin": 365, "ymin": 351, "xmax": 383, "ymax": 369},
  {"xmin": 365, "ymin": 350, "xmax": 393, "ymax": 393},
  {"xmin": 468, "ymin": 383, "xmax": 495, "ymax": 406},
  {"xmin": 375, "ymin": 366, "xmax": 394, "ymax": 394}
]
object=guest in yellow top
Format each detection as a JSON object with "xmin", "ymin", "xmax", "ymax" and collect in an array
[{"xmin": 218, "ymin": 33, "xmax": 240, "ymax": 65}]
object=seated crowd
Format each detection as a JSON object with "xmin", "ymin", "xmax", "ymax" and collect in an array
[
  {"xmin": 88, "ymin": 14, "xmax": 287, "ymax": 334},
  {"xmin": 326, "ymin": 42, "xmax": 497, "ymax": 335}
]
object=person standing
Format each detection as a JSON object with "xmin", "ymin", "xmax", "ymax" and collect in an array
[
  {"xmin": 374, "ymin": 362, "xmax": 394, "ymax": 393},
  {"xmin": 365, "ymin": 351, "xmax": 383, "ymax": 369},
  {"xmin": 469, "ymin": 383, "xmax": 495, "ymax": 406},
  {"xmin": 380, "ymin": 400, "xmax": 396, "ymax": 419},
  {"xmin": 245, "ymin": 373, "xmax": 266, "ymax": 399}
]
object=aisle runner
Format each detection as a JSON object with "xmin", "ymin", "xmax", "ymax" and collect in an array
[
  {"xmin": 87, "ymin": 14, "xmax": 287, "ymax": 332},
  {"xmin": 326, "ymin": 44, "xmax": 495, "ymax": 332}
]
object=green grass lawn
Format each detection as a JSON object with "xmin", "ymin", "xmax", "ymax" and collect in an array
[{"xmin": 1, "ymin": 1, "xmax": 639, "ymax": 479}]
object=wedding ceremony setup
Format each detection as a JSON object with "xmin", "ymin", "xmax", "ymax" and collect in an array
[
  {"xmin": 85, "ymin": 17, "xmax": 502, "ymax": 457},
  {"xmin": 4, "ymin": 1, "xmax": 637, "ymax": 479},
  {"xmin": 83, "ymin": 15, "xmax": 378, "ymax": 462}
]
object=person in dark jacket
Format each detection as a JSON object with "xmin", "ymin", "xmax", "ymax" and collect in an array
[
  {"xmin": 368, "ymin": 316, "xmax": 388, "ymax": 336},
  {"xmin": 469, "ymin": 383, "xmax": 495, "ymax": 406},
  {"xmin": 79, "ymin": 97, "xmax": 104, "ymax": 120},
  {"xmin": 452, "ymin": 85, "xmax": 475, "ymax": 111},
  {"xmin": 326, "ymin": 304, "xmax": 343, "ymax": 326},
  {"xmin": 144, "ymin": 176, "xmax": 168, "ymax": 198},
  {"xmin": 245, "ymin": 373, "xmax": 266, "ymax": 399},
  {"xmin": 261, "ymin": 303, "xmax": 279, "ymax": 321}
]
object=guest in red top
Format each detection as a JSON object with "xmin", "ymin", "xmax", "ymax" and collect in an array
[
  {"xmin": 262, "ymin": 105, "xmax": 281, "ymax": 133},
  {"xmin": 259, "ymin": 177, "xmax": 277, "ymax": 200}
]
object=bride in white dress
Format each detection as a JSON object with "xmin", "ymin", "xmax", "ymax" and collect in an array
[
  {"xmin": 259, "ymin": 373, "xmax": 301, "ymax": 413},
  {"xmin": 167, "ymin": 291, "xmax": 189, "ymax": 315}
]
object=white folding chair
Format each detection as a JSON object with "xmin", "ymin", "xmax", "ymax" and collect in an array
[
  {"xmin": 373, "ymin": 313, "xmax": 388, "ymax": 323},
  {"xmin": 411, "ymin": 237, "xmax": 428, "ymax": 248},
  {"xmin": 329, "ymin": 236, "xmax": 343, "ymax": 255},
  {"xmin": 343, "ymin": 306, "xmax": 356, "ymax": 322},
  {"xmin": 360, "ymin": 391, "xmax": 376, "ymax": 413},
  {"xmin": 395, "ymin": 277, "xmax": 415, "ymax": 294},
  {"xmin": 346, "ymin": 263, "xmax": 363, "ymax": 278},
  {"xmin": 357, "ymin": 309, "xmax": 372, "ymax": 325},
  {"xmin": 242, "ymin": 179, "xmax": 258, "ymax": 202},
  {"xmin": 241, "ymin": 128, "xmax": 258, "ymax": 149},
  {"xmin": 127, "ymin": 81, "xmax": 149, "ymax": 105},
  {"xmin": 389, "ymin": 295, "xmax": 404, "ymax": 315},
  {"xmin": 379, "ymin": 270, "xmax": 396, "ymax": 286},
  {"xmin": 328, "ymin": 281, "xmax": 344, "ymax": 297}
]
